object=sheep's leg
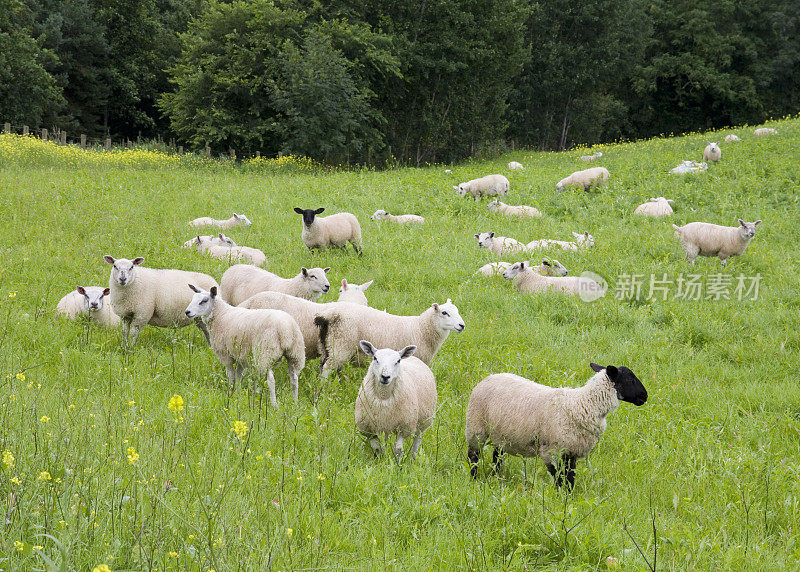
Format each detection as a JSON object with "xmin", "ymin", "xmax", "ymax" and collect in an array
[
  {"xmin": 121, "ymin": 318, "xmax": 132, "ymax": 348},
  {"xmin": 492, "ymin": 447, "xmax": 504, "ymax": 474},
  {"xmin": 410, "ymin": 431, "xmax": 423, "ymax": 460},
  {"xmin": 720, "ymin": 257, "xmax": 728, "ymax": 267},
  {"xmin": 468, "ymin": 447, "xmax": 480, "ymax": 479},
  {"xmin": 266, "ymin": 369, "xmax": 278, "ymax": 408},
  {"xmin": 393, "ymin": 435, "xmax": 406, "ymax": 463},
  {"xmin": 369, "ymin": 436, "xmax": 383, "ymax": 457},
  {"xmin": 127, "ymin": 321, "xmax": 144, "ymax": 348},
  {"xmin": 288, "ymin": 362, "xmax": 300, "ymax": 403},
  {"xmin": 225, "ymin": 365, "xmax": 237, "ymax": 392},
  {"xmin": 564, "ymin": 456, "xmax": 577, "ymax": 490}
]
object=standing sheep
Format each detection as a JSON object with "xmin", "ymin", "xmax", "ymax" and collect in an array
[
  {"xmin": 454, "ymin": 175, "xmax": 509, "ymax": 200},
  {"xmin": 673, "ymin": 219, "xmax": 761, "ymax": 265},
  {"xmin": 355, "ymin": 341, "xmax": 437, "ymax": 462},
  {"xmin": 634, "ymin": 197, "xmax": 674, "ymax": 217},
  {"xmin": 754, "ymin": 128, "xmax": 777, "ymax": 137},
  {"xmin": 220, "ymin": 264, "xmax": 330, "ymax": 306},
  {"xmin": 189, "ymin": 213, "xmax": 252, "ymax": 229},
  {"xmin": 371, "ymin": 210, "xmax": 425, "ymax": 224},
  {"xmin": 465, "ymin": 363, "xmax": 648, "ymax": 488},
  {"xmin": 504, "ymin": 260, "xmax": 604, "ymax": 298},
  {"xmin": 703, "ymin": 142, "xmax": 722, "ymax": 162},
  {"xmin": 56, "ymin": 286, "xmax": 120, "ymax": 327},
  {"xmin": 185, "ymin": 285, "xmax": 305, "ymax": 408},
  {"xmin": 475, "ymin": 232, "xmax": 527, "ymax": 256},
  {"xmin": 294, "ymin": 207, "xmax": 362, "ymax": 253},
  {"xmin": 556, "ymin": 167, "xmax": 610, "ymax": 191},
  {"xmin": 487, "ymin": 200, "xmax": 542, "ymax": 218}
]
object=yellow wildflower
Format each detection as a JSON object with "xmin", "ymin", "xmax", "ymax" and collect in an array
[
  {"xmin": 231, "ymin": 420, "xmax": 248, "ymax": 439},
  {"xmin": 38, "ymin": 471, "xmax": 51, "ymax": 481},
  {"xmin": 168, "ymin": 395, "xmax": 184, "ymax": 414},
  {"xmin": 92, "ymin": 565, "xmax": 111, "ymax": 572},
  {"xmin": 8, "ymin": 291, "xmax": 17, "ymax": 299},
  {"xmin": 11, "ymin": 477, "xmax": 21, "ymax": 485},
  {"xmin": 126, "ymin": 447, "xmax": 139, "ymax": 465},
  {"xmin": 40, "ymin": 415, "xmax": 50, "ymax": 423},
  {"xmin": 15, "ymin": 372, "xmax": 25, "ymax": 382},
  {"xmin": 14, "ymin": 540, "xmax": 24, "ymax": 551},
  {"xmin": 2, "ymin": 450, "xmax": 14, "ymax": 469},
  {"xmin": 286, "ymin": 528, "xmax": 293, "ymax": 537},
  {"xmin": 168, "ymin": 551, "xmax": 178, "ymax": 558}
]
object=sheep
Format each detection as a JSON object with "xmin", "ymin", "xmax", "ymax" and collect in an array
[
  {"xmin": 337, "ymin": 279, "xmax": 373, "ymax": 305},
  {"xmin": 579, "ymin": 151, "xmax": 603, "ymax": 162},
  {"xmin": 189, "ymin": 213, "xmax": 252, "ymax": 229},
  {"xmin": 724, "ymin": 134, "xmax": 741, "ymax": 143},
  {"xmin": 103, "ymin": 256, "xmax": 218, "ymax": 348},
  {"xmin": 465, "ymin": 362, "xmax": 648, "ymax": 488},
  {"xmin": 634, "ymin": 197, "xmax": 674, "ymax": 217},
  {"xmin": 182, "ymin": 234, "xmax": 236, "ymax": 249},
  {"xmin": 293, "ymin": 207, "xmax": 362, "ymax": 253},
  {"xmin": 669, "ymin": 160, "xmax": 707, "ymax": 175},
  {"xmin": 507, "ymin": 161, "xmax": 524, "ymax": 170},
  {"xmin": 526, "ymin": 232, "xmax": 594, "ymax": 252},
  {"xmin": 503, "ymin": 260, "xmax": 604, "ymax": 298},
  {"xmin": 194, "ymin": 236, "xmax": 267, "ymax": 267},
  {"xmin": 370, "ymin": 210, "xmax": 425, "ymax": 225},
  {"xmin": 355, "ymin": 341, "xmax": 437, "ymax": 462},
  {"xmin": 475, "ymin": 232, "xmax": 526, "ymax": 256},
  {"xmin": 673, "ymin": 219, "xmax": 762, "ymax": 265},
  {"xmin": 444, "ymin": 169, "xmax": 453, "ymax": 174},
  {"xmin": 185, "ymin": 285, "xmax": 305, "ymax": 408},
  {"xmin": 556, "ymin": 167, "xmax": 610, "ymax": 191},
  {"xmin": 313, "ymin": 299, "xmax": 465, "ymax": 378},
  {"xmin": 454, "ymin": 174, "xmax": 509, "ymax": 200},
  {"xmin": 475, "ymin": 259, "xmax": 568, "ymax": 278},
  {"xmin": 56, "ymin": 286, "xmax": 120, "ymax": 327},
  {"xmin": 703, "ymin": 142, "xmax": 721, "ymax": 162},
  {"xmin": 754, "ymin": 128, "xmax": 777, "ymax": 137},
  {"xmin": 220, "ymin": 264, "xmax": 330, "ymax": 306},
  {"xmin": 487, "ymin": 199, "xmax": 542, "ymax": 218}
]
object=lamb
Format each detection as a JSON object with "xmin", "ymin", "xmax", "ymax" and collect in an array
[
  {"xmin": 454, "ymin": 175, "xmax": 509, "ymax": 200},
  {"xmin": 220, "ymin": 264, "xmax": 330, "ymax": 306},
  {"xmin": 194, "ymin": 236, "xmax": 267, "ymax": 267},
  {"xmin": 703, "ymin": 142, "xmax": 721, "ymax": 162},
  {"xmin": 724, "ymin": 134, "xmax": 741, "ymax": 143},
  {"xmin": 503, "ymin": 260, "xmax": 605, "ymax": 298},
  {"xmin": 579, "ymin": 151, "xmax": 603, "ymax": 161},
  {"xmin": 754, "ymin": 128, "xmax": 777, "ymax": 137},
  {"xmin": 189, "ymin": 213, "xmax": 252, "ymax": 229},
  {"xmin": 556, "ymin": 167, "xmax": 610, "ymax": 191},
  {"xmin": 669, "ymin": 160, "xmax": 707, "ymax": 175},
  {"xmin": 182, "ymin": 234, "xmax": 236, "ymax": 249},
  {"xmin": 507, "ymin": 161, "xmax": 524, "ymax": 170},
  {"xmin": 337, "ymin": 279, "xmax": 373, "ymax": 305},
  {"xmin": 487, "ymin": 199, "xmax": 542, "ymax": 218},
  {"xmin": 185, "ymin": 285, "xmax": 305, "ymax": 408},
  {"xmin": 634, "ymin": 197, "xmax": 674, "ymax": 217},
  {"xmin": 294, "ymin": 207, "xmax": 362, "ymax": 253},
  {"xmin": 465, "ymin": 362, "xmax": 647, "ymax": 488},
  {"xmin": 56, "ymin": 286, "xmax": 120, "ymax": 327},
  {"xmin": 103, "ymin": 256, "xmax": 218, "ymax": 348},
  {"xmin": 526, "ymin": 232, "xmax": 594, "ymax": 252},
  {"xmin": 673, "ymin": 219, "xmax": 761, "ymax": 265},
  {"xmin": 355, "ymin": 341, "xmax": 437, "ymax": 462},
  {"xmin": 313, "ymin": 299, "xmax": 465, "ymax": 378},
  {"xmin": 370, "ymin": 210, "xmax": 425, "ymax": 224},
  {"xmin": 475, "ymin": 259, "xmax": 567, "ymax": 278},
  {"xmin": 475, "ymin": 232, "xmax": 526, "ymax": 256}
]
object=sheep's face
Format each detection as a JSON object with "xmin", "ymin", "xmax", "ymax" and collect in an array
[
  {"xmin": 572, "ymin": 232, "xmax": 594, "ymax": 247},
  {"xmin": 706, "ymin": 142, "xmax": 720, "ymax": 153},
  {"xmin": 738, "ymin": 219, "xmax": 761, "ymax": 239},
  {"xmin": 294, "ymin": 207, "xmax": 325, "ymax": 227},
  {"xmin": 539, "ymin": 259, "xmax": 568, "ymax": 277},
  {"xmin": 555, "ymin": 182, "xmax": 564, "ymax": 191},
  {"xmin": 301, "ymin": 267, "xmax": 331, "ymax": 295},
  {"xmin": 503, "ymin": 261, "xmax": 528, "ymax": 280},
  {"xmin": 487, "ymin": 200, "xmax": 500, "ymax": 212},
  {"xmin": 432, "ymin": 299, "xmax": 465, "ymax": 333},
  {"xmin": 104, "ymin": 256, "xmax": 144, "ymax": 286},
  {"xmin": 360, "ymin": 341, "xmax": 417, "ymax": 387},
  {"xmin": 216, "ymin": 234, "xmax": 236, "ymax": 247},
  {"xmin": 78, "ymin": 286, "xmax": 110, "ymax": 311},
  {"xmin": 233, "ymin": 213, "xmax": 252, "ymax": 226},
  {"xmin": 475, "ymin": 232, "xmax": 495, "ymax": 248},
  {"xmin": 339, "ymin": 279, "xmax": 372, "ymax": 295},
  {"xmin": 185, "ymin": 285, "xmax": 217, "ymax": 319},
  {"xmin": 371, "ymin": 210, "xmax": 387, "ymax": 221},
  {"xmin": 455, "ymin": 183, "xmax": 469, "ymax": 196},
  {"xmin": 592, "ymin": 363, "xmax": 647, "ymax": 406}
]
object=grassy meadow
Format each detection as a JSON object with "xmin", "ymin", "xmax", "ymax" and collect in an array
[{"xmin": 1, "ymin": 119, "xmax": 799, "ymax": 570}]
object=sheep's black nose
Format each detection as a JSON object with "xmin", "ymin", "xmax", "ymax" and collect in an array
[
  {"xmin": 185, "ymin": 310, "xmax": 191, "ymax": 317},
  {"xmin": 380, "ymin": 375, "xmax": 390, "ymax": 384}
]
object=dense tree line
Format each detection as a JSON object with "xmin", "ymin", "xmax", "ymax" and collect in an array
[{"xmin": 1, "ymin": 0, "xmax": 798, "ymax": 164}]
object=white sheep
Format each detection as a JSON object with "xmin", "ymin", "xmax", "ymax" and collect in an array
[
  {"xmin": 313, "ymin": 299, "xmax": 465, "ymax": 378},
  {"xmin": 182, "ymin": 234, "xmax": 236, "ymax": 249},
  {"xmin": 355, "ymin": 341, "xmax": 437, "ymax": 462},
  {"xmin": 754, "ymin": 128, "xmax": 777, "ymax": 137},
  {"xmin": 673, "ymin": 219, "xmax": 761, "ymax": 265},
  {"xmin": 703, "ymin": 142, "xmax": 721, "ymax": 162},
  {"xmin": 475, "ymin": 259, "xmax": 567, "ymax": 278},
  {"xmin": 188, "ymin": 213, "xmax": 252, "ymax": 229},
  {"xmin": 487, "ymin": 199, "xmax": 542, "ymax": 218},
  {"xmin": 579, "ymin": 151, "xmax": 603, "ymax": 162},
  {"xmin": 56, "ymin": 286, "xmax": 120, "ymax": 327},
  {"xmin": 475, "ymin": 232, "xmax": 526, "ymax": 256},
  {"xmin": 724, "ymin": 134, "xmax": 741, "ymax": 142},
  {"xmin": 194, "ymin": 236, "xmax": 267, "ymax": 267},
  {"xmin": 370, "ymin": 210, "xmax": 425, "ymax": 224},
  {"xmin": 504, "ymin": 260, "xmax": 604, "ymax": 298},
  {"xmin": 294, "ymin": 207, "xmax": 361, "ymax": 253},
  {"xmin": 185, "ymin": 285, "xmax": 305, "ymax": 408},
  {"xmin": 526, "ymin": 232, "xmax": 594, "ymax": 252},
  {"xmin": 556, "ymin": 167, "xmax": 610, "ymax": 191},
  {"xmin": 337, "ymin": 279, "xmax": 373, "ymax": 305},
  {"xmin": 669, "ymin": 160, "xmax": 707, "ymax": 175},
  {"xmin": 444, "ymin": 169, "xmax": 453, "ymax": 174},
  {"xmin": 634, "ymin": 197, "xmax": 674, "ymax": 217},
  {"xmin": 454, "ymin": 174, "xmax": 509, "ymax": 200},
  {"xmin": 507, "ymin": 161, "xmax": 524, "ymax": 170},
  {"xmin": 103, "ymin": 256, "xmax": 218, "ymax": 348},
  {"xmin": 220, "ymin": 264, "xmax": 330, "ymax": 306},
  {"xmin": 465, "ymin": 363, "xmax": 648, "ymax": 488}
]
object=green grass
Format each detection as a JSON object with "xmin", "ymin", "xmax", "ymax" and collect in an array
[{"xmin": 1, "ymin": 118, "xmax": 799, "ymax": 570}]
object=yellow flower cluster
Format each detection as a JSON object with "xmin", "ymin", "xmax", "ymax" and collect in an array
[
  {"xmin": 126, "ymin": 447, "xmax": 139, "ymax": 465},
  {"xmin": 168, "ymin": 394, "xmax": 184, "ymax": 424},
  {"xmin": 231, "ymin": 420, "xmax": 248, "ymax": 439},
  {"xmin": 2, "ymin": 450, "xmax": 13, "ymax": 469}
]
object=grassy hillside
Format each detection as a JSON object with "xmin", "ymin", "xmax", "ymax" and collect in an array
[{"xmin": 0, "ymin": 118, "xmax": 798, "ymax": 570}]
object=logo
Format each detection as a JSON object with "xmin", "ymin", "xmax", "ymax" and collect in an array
[{"xmin": 578, "ymin": 271, "xmax": 608, "ymax": 302}]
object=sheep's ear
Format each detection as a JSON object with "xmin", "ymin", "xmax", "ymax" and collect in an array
[
  {"xmin": 584, "ymin": 231, "xmax": 589, "ymax": 238},
  {"xmin": 233, "ymin": 213, "xmax": 241, "ymax": 219},
  {"xmin": 218, "ymin": 233, "xmax": 224, "ymax": 239},
  {"xmin": 519, "ymin": 261, "xmax": 528, "ymax": 270},
  {"xmin": 103, "ymin": 255, "xmax": 115, "ymax": 264},
  {"xmin": 542, "ymin": 259, "xmax": 551, "ymax": 266},
  {"xmin": 76, "ymin": 286, "xmax": 87, "ymax": 296},
  {"xmin": 102, "ymin": 288, "xmax": 110, "ymax": 296},
  {"xmin": 432, "ymin": 303, "xmax": 440, "ymax": 312},
  {"xmin": 341, "ymin": 279, "xmax": 348, "ymax": 290},
  {"xmin": 293, "ymin": 207, "xmax": 304, "ymax": 214},
  {"xmin": 323, "ymin": 267, "xmax": 331, "ymax": 273},
  {"xmin": 210, "ymin": 286, "xmax": 218, "ymax": 298},
  {"xmin": 446, "ymin": 298, "xmax": 452, "ymax": 304},
  {"xmin": 667, "ymin": 199, "xmax": 674, "ymax": 204},
  {"xmin": 453, "ymin": 185, "xmax": 459, "ymax": 191},
  {"xmin": 132, "ymin": 257, "xmax": 144, "ymax": 265},
  {"xmin": 589, "ymin": 362, "xmax": 603, "ymax": 373},
  {"xmin": 315, "ymin": 207, "xmax": 325, "ymax": 214},
  {"xmin": 359, "ymin": 340, "xmax": 376, "ymax": 357},
  {"xmin": 301, "ymin": 267, "xmax": 308, "ymax": 277},
  {"xmin": 754, "ymin": 220, "xmax": 762, "ymax": 226},
  {"xmin": 606, "ymin": 365, "xmax": 618, "ymax": 378},
  {"xmin": 488, "ymin": 232, "xmax": 495, "ymax": 238},
  {"xmin": 738, "ymin": 219, "xmax": 745, "ymax": 227},
  {"xmin": 474, "ymin": 234, "xmax": 480, "ymax": 239},
  {"xmin": 188, "ymin": 284, "xmax": 201, "ymax": 293},
  {"xmin": 399, "ymin": 345, "xmax": 417, "ymax": 359},
  {"xmin": 361, "ymin": 280, "xmax": 373, "ymax": 290}
]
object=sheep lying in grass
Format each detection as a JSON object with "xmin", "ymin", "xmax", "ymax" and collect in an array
[
  {"xmin": 475, "ymin": 232, "xmax": 526, "ymax": 256},
  {"xmin": 703, "ymin": 142, "xmax": 722, "ymax": 162},
  {"xmin": 103, "ymin": 256, "xmax": 218, "ymax": 348},
  {"xmin": 526, "ymin": 232, "xmax": 594, "ymax": 252},
  {"xmin": 580, "ymin": 151, "xmax": 603, "ymax": 162},
  {"xmin": 556, "ymin": 167, "xmax": 609, "ymax": 191},
  {"xmin": 356, "ymin": 341, "xmax": 437, "ymax": 462},
  {"xmin": 634, "ymin": 197, "xmax": 674, "ymax": 217},
  {"xmin": 185, "ymin": 285, "xmax": 305, "ymax": 408},
  {"xmin": 475, "ymin": 259, "xmax": 567, "ymax": 278},
  {"xmin": 754, "ymin": 128, "xmax": 777, "ymax": 137},
  {"xmin": 220, "ymin": 264, "xmax": 330, "ymax": 306},
  {"xmin": 673, "ymin": 219, "xmax": 761, "ymax": 265},
  {"xmin": 182, "ymin": 234, "xmax": 236, "ymax": 249},
  {"xmin": 294, "ymin": 207, "xmax": 362, "ymax": 253},
  {"xmin": 507, "ymin": 161, "xmax": 524, "ymax": 170},
  {"xmin": 669, "ymin": 160, "xmax": 707, "ymax": 174},
  {"xmin": 314, "ymin": 299, "xmax": 465, "ymax": 378},
  {"xmin": 724, "ymin": 134, "xmax": 741, "ymax": 142},
  {"xmin": 56, "ymin": 286, "xmax": 120, "ymax": 327},
  {"xmin": 487, "ymin": 199, "xmax": 542, "ymax": 218},
  {"xmin": 338, "ymin": 279, "xmax": 373, "ymax": 305},
  {"xmin": 454, "ymin": 175, "xmax": 509, "ymax": 200},
  {"xmin": 465, "ymin": 362, "xmax": 647, "ymax": 488},
  {"xmin": 504, "ymin": 260, "xmax": 604, "ymax": 297},
  {"xmin": 194, "ymin": 236, "xmax": 267, "ymax": 266},
  {"xmin": 371, "ymin": 210, "xmax": 425, "ymax": 224},
  {"xmin": 189, "ymin": 213, "xmax": 252, "ymax": 229}
]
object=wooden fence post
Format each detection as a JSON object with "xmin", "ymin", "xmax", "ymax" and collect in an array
[
  {"xmin": 104, "ymin": 137, "xmax": 111, "ymax": 151},
  {"xmin": 80, "ymin": 134, "xmax": 87, "ymax": 149},
  {"xmin": 205, "ymin": 146, "xmax": 211, "ymax": 158},
  {"xmin": 178, "ymin": 146, "xmax": 183, "ymax": 155},
  {"xmin": 3, "ymin": 123, "xmax": 10, "ymax": 134},
  {"xmin": 22, "ymin": 126, "xmax": 29, "ymax": 135},
  {"xmin": 60, "ymin": 131, "xmax": 67, "ymax": 145},
  {"xmin": 229, "ymin": 148, "xmax": 235, "ymax": 160},
  {"xmin": 277, "ymin": 151, "xmax": 283, "ymax": 158},
  {"xmin": 41, "ymin": 128, "xmax": 48, "ymax": 141},
  {"xmin": 256, "ymin": 151, "xmax": 261, "ymax": 158}
]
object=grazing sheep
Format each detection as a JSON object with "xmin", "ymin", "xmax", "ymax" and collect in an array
[
  {"xmin": 56, "ymin": 286, "xmax": 120, "ymax": 327},
  {"xmin": 703, "ymin": 142, "xmax": 722, "ymax": 162},
  {"xmin": 669, "ymin": 160, "xmax": 707, "ymax": 175},
  {"xmin": 724, "ymin": 134, "xmax": 741, "ymax": 143},
  {"xmin": 673, "ymin": 219, "xmax": 762, "ymax": 265},
  {"xmin": 371, "ymin": 210, "xmax": 425, "ymax": 224},
  {"xmin": 220, "ymin": 264, "xmax": 330, "ymax": 306},
  {"xmin": 454, "ymin": 174, "xmax": 510, "ymax": 200},
  {"xmin": 182, "ymin": 234, "xmax": 236, "ymax": 249},
  {"xmin": 445, "ymin": 169, "xmax": 453, "ymax": 174},
  {"xmin": 185, "ymin": 285, "xmax": 305, "ymax": 408},
  {"xmin": 355, "ymin": 341, "xmax": 437, "ymax": 462},
  {"xmin": 465, "ymin": 363, "xmax": 648, "ymax": 488},
  {"xmin": 754, "ymin": 128, "xmax": 777, "ymax": 137},
  {"xmin": 504, "ymin": 260, "xmax": 604, "ymax": 298},
  {"xmin": 314, "ymin": 299, "xmax": 465, "ymax": 378},
  {"xmin": 508, "ymin": 161, "xmax": 524, "ymax": 170},
  {"xmin": 556, "ymin": 167, "xmax": 610, "ymax": 191},
  {"xmin": 579, "ymin": 151, "xmax": 603, "ymax": 162},
  {"xmin": 189, "ymin": 213, "xmax": 252, "ymax": 229},
  {"xmin": 526, "ymin": 232, "xmax": 594, "ymax": 252},
  {"xmin": 294, "ymin": 207, "xmax": 362, "ymax": 253},
  {"xmin": 475, "ymin": 232, "xmax": 526, "ymax": 256},
  {"xmin": 634, "ymin": 197, "xmax": 674, "ymax": 217},
  {"xmin": 194, "ymin": 236, "xmax": 267, "ymax": 267},
  {"xmin": 103, "ymin": 256, "xmax": 218, "ymax": 348},
  {"xmin": 487, "ymin": 200, "xmax": 542, "ymax": 218},
  {"xmin": 337, "ymin": 279, "xmax": 373, "ymax": 305},
  {"xmin": 475, "ymin": 259, "xmax": 567, "ymax": 278}
]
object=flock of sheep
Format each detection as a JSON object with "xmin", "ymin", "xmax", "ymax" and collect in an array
[{"xmin": 54, "ymin": 126, "xmax": 771, "ymax": 488}]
